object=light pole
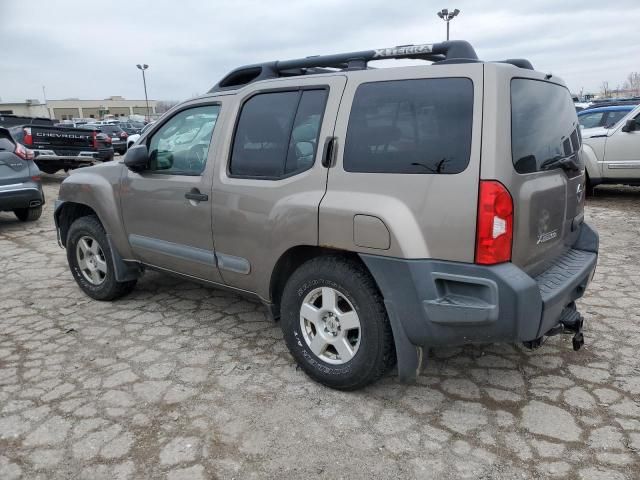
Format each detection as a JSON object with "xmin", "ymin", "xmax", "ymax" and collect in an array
[
  {"xmin": 437, "ymin": 8, "xmax": 460, "ymax": 41},
  {"xmin": 136, "ymin": 64, "xmax": 150, "ymax": 122}
]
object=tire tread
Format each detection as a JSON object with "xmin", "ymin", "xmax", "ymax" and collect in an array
[
  {"xmin": 67, "ymin": 215, "xmax": 137, "ymax": 301},
  {"xmin": 14, "ymin": 206, "xmax": 43, "ymax": 222},
  {"xmin": 281, "ymin": 255, "xmax": 395, "ymax": 390}
]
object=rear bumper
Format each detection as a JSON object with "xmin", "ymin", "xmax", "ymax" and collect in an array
[
  {"xmin": 111, "ymin": 141, "xmax": 127, "ymax": 152},
  {"xmin": 360, "ymin": 222, "xmax": 598, "ymax": 378},
  {"xmin": 33, "ymin": 147, "xmax": 114, "ymax": 163},
  {"xmin": 0, "ymin": 181, "xmax": 44, "ymax": 211}
]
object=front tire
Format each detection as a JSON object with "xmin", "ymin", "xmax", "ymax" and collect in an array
[
  {"xmin": 66, "ymin": 215, "xmax": 137, "ymax": 300},
  {"xmin": 585, "ymin": 172, "xmax": 595, "ymax": 197},
  {"xmin": 280, "ymin": 256, "xmax": 395, "ymax": 390},
  {"xmin": 14, "ymin": 206, "xmax": 42, "ymax": 222}
]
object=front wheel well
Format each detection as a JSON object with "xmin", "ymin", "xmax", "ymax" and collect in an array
[
  {"xmin": 56, "ymin": 202, "xmax": 99, "ymax": 247},
  {"xmin": 269, "ymin": 246, "xmax": 368, "ymax": 319}
]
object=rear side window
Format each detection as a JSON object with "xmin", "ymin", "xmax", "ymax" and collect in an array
[
  {"xmin": 511, "ymin": 79, "xmax": 581, "ymax": 174},
  {"xmin": 344, "ymin": 78, "xmax": 473, "ymax": 174},
  {"xmin": 578, "ymin": 112, "xmax": 604, "ymax": 129},
  {"xmin": 230, "ymin": 89, "xmax": 328, "ymax": 178}
]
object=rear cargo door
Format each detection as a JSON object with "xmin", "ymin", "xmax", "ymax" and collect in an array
[
  {"xmin": 496, "ymin": 75, "xmax": 584, "ymax": 275},
  {"xmin": 0, "ymin": 131, "xmax": 29, "ymax": 184}
]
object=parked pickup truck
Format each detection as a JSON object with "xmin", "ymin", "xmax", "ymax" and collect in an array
[
  {"xmin": 8, "ymin": 124, "xmax": 114, "ymax": 174},
  {"xmin": 582, "ymin": 104, "xmax": 640, "ymax": 194}
]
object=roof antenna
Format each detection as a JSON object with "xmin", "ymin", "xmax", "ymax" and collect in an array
[{"xmin": 545, "ymin": 73, "xmax": 553, "ymax": 79}]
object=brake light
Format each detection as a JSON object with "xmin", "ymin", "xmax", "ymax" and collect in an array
[
  {"xmin": 23, "ymin": 127, "xmax": 33, "ymax": 145},
  {"xmin": 92, "ymin": 131, "xmax": 98, "ymax": 149},
  {"xmin": 15, "ymin": 143, "xmax": 35, "ymax": 161},
  {"xmin": 475, "ymin": 180, "xmax": 513, "ymax": 265}
]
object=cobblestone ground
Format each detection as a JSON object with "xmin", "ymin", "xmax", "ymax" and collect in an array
[{"xmin": 1, "ymin": 174, "xmax": 639, "ymax": 480}]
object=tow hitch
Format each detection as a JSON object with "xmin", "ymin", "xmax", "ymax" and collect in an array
[
  {"xmin": 559, "ymin": 306, "xmax": 584, "ymax": 351},
  {"xmin": 523, "ymin": 304, "xmax": 584, "ymax": 351}
]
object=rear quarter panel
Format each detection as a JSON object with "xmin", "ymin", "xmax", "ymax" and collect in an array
[{"xmin": 319, "ymin": 64, "xmax": 484, "ymax": 261}]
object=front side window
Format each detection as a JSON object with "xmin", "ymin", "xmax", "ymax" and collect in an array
[
  {"xmin": 604, "ymin": 110, "xmax": 630, "ymax": 128},
  {"xmin": 511, "ymin": 79, "xmax": 582, "ymax": 174},
  {"xmin": 230, "ymin": 89, "xmax": 328, "ymax": 178},
  {"xmin": 148, "ymin": 105, "xmax": 220, "ymax": 175},
  {"xmin": 344, "ymin": 78, "xmax": 474, "ymax": 174}
]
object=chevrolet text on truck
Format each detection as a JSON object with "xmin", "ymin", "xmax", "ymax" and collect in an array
[
  {"xmin": 54, "ymin": 40, "xmax": 598, "ymax": 390},
  {"xmin": 0, "ymin": 115, "xmax": 114, "ymax": 174}
]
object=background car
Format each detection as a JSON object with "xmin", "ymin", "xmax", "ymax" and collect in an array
[
  {"xmin": 0, "ymin": 128, "xmax": 44, "ymax": 221},
  {"xmin": 578, "ymin": 105, "xmax": 635, "ymax": 130},
  {"xmin": 126, "ymin": 122, "xmax": 155, "ymax": 149},
  {"xmin": 83, "ymin": 124, "xmax": 128, "ymax": 154},
  {"xmin": 581, "ymin": 104, "xmax": 640, "ymax": 194},
  {"xmin": 117, "ymin": 121, "xmax": 144, "ymax": 135}
]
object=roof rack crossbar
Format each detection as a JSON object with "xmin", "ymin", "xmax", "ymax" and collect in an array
[{"xmin": 210, "ymin": 40, "xmax": 478, "ymax": 92}]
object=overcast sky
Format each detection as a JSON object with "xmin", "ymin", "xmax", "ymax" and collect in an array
[{"xmin": 1, "ymin": 0, "xmax": 639, "ymax": 103}]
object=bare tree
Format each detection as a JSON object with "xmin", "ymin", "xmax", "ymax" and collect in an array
[
  {"xmin": 599, "ymin": 81, "xmax": 610, "ymax": 98},
  {"xmin": 156, "ymin": 100, "xmax": 180, "ymax": 114},
  {"xmin": 623, "ymin": 72, "xmax": 640, "ymax": 96}
]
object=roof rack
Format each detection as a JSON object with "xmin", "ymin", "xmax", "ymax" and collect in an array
[{"xmin": 209, "ymin": 40, "xmax": 533, "ymax": 92}]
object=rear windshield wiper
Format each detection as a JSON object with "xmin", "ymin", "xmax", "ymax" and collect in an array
[{"xmin": 539, "ymin": 154, "xmax": 580, "ymax": 172}]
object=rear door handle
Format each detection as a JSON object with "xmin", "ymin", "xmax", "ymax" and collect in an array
[
  {"xmin": 322, "ymin": 136, "xmax": 337, "ymax": 168},
  {"xmin": 185, "ymin": 188, "xmax": 208, "ymax": 202}
]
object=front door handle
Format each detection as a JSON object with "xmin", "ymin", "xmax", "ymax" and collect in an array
[{"xmin": 185, "ymin": 188, "xmax": 208, "ymax": 202}]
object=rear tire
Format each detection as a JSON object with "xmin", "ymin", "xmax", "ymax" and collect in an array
[
  {"xmin": 280, "ymin": 255, "xmax": 395, "ymax": 390},
  {"xmin": 40, "ymin": 166, "xmax": 60, "ymax": 174},
  {"xmin": 14, "ymin": 206, "xmax": 42, "ymax": 222},
  {"xmin": 66, "ymin": 215, "xmax": 137, "ymax": 301}
]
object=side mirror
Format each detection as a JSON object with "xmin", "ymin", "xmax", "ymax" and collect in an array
[
  {"xmin": 124, "ymin": 144, "xmax": 149, "ymax": 171},
  {"xmin": 621, "ymin": 119, "xmax": 637, "ymax": 133}
]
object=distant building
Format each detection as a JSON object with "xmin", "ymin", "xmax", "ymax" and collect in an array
[
  {"xmin": 0, "ymin": 99, "xmax": 48, "ymax": 118},
  {"xmin": 0, "ymin": 96, "xmax": 158, "ymax": 120}
]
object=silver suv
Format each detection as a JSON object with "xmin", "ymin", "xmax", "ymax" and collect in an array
[{"xmin": 55, "ymin": 41, "xmax": 599, "ymax": 390}]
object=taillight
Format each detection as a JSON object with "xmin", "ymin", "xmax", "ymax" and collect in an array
[
  {"xmin": 15, "ymin": 143, "xmax": 35, "ymax": 161},
  {"xmin": 475, "ymin": 180, "xmax": 513, "ymax": 265},
  {"xmin": 23, "ymin": 127, "xmax": 33, "ymax": 145},
  {"xmin": 120, "ymin": 131, "xmax": 128, "ymax": 138},
  {"xmin": 92, "ymin": 131, "xmax": 98, "ymax": 149}
]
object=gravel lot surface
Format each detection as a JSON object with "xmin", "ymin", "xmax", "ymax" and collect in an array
[{"xmin": 1, "ymin": 174, "xmax": 639, "ymax": 479}]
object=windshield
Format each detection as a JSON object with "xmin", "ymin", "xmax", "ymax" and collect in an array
[{"xmin": 511, "ymin": 78, "xmax": 582, "ymax": 174}]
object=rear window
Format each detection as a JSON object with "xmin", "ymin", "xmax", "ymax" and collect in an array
[
  {"xmin": 344, "ymin": 78, "xmax": 473, "ymax": 174},
  {"xmin": 99, "ymin": 125, "xmax": 121, "ymax": 134},
  {"xmin": 511, "ymin": 79, "xmax": 581, "ymax": 174}
]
